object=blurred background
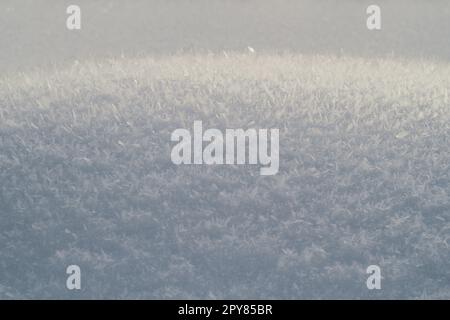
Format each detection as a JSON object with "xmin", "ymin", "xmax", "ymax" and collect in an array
[{"xmin": 1, "ymin": 0, "xmax": 449, "ymax": 74}]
